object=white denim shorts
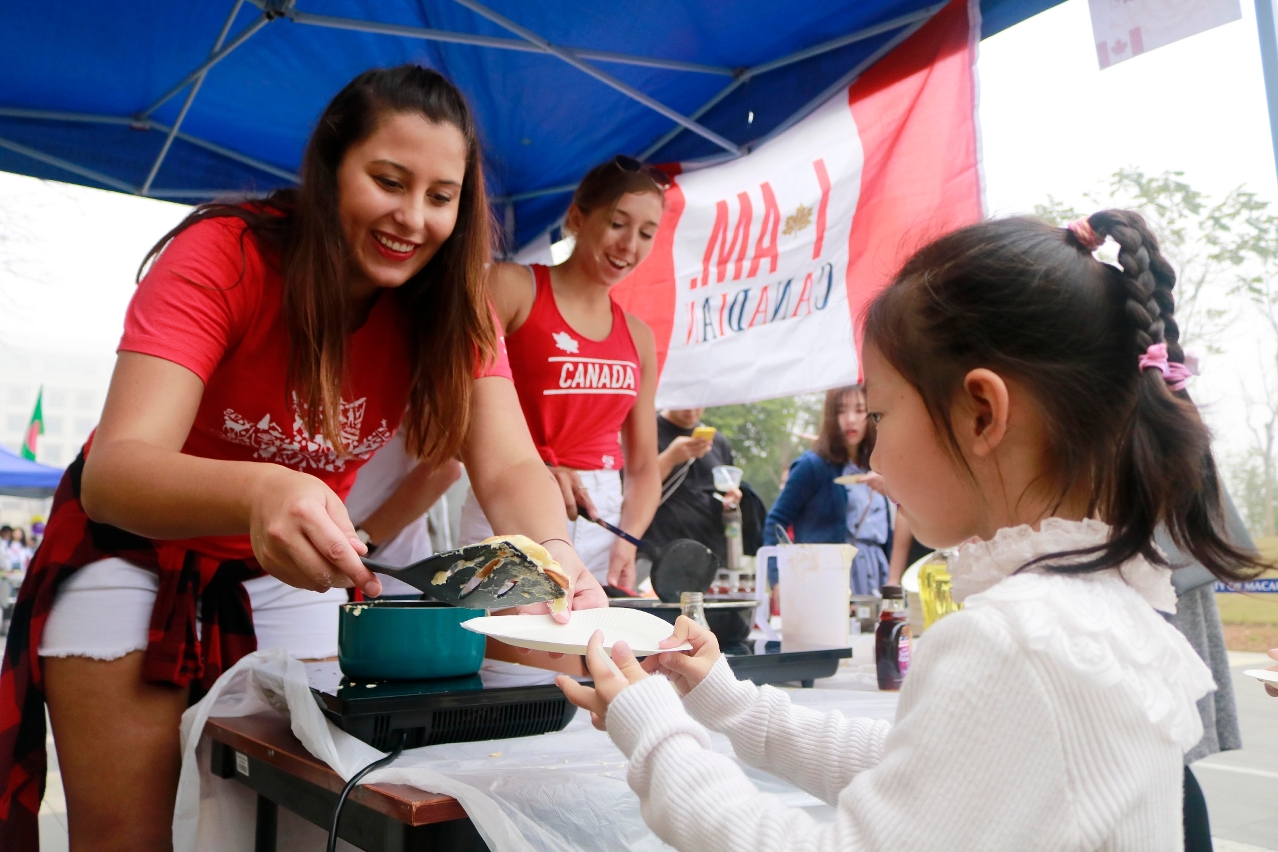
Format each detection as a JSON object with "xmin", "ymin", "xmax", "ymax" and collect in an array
[{"xmin": 39, "ymin": 557, "xmax": 347, "ymax": 661}]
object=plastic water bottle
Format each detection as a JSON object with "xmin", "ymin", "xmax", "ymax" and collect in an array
[{"xmin": 724, "ymin": 507, "xmax": 743, "ymax": 572}]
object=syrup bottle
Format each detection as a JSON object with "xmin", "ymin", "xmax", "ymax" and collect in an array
[{"xmin": 875, "ymin": 585, "xmax": 912, "ymax": 691}]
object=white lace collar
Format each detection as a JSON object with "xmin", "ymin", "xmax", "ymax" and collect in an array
[{"xmin": 948, "ymin": 517, "xmax": 1178, "ymax": 614}]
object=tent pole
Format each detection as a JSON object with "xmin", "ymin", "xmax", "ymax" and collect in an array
[
  {"xmin": 0, "ymin": 106, "xmax": 298, "ymax": 185},
  {"xmin": 640, "ymin": 79, "xmax": 746, "ymax": 162},
  {"xmin": 748, "ymin": 4, "xmax": 946, "ymax": 77},
  {"xmin": 742, "ymin": 5, "xmax": 942, "ymax": 155},
  {"xmin": 1257, "ymin": 0, "xmax": 1278, "ymax": 183},
  {"xmin": 278, "ymin": 8, "xmax": 732, "ymax": 76},
  {"xmin": 0, "ymin": 135, "xmax": 136, "ymax": 193},
  {"xmin": 146, "ymin": 189, "xmax": 264, "ymax": 199},
  {"xmin": 638, "ymin": 3, "xmax": 944, "ymax": 162},
  {"xmin": 142, "ymin": 0, "xmax": 246, "ymax": 195},
  {"xmin": 503, "ymin": 202, "xmax": 516, "ymax": 258},
  {"xmin": 451, "ymin": 0, "xmax": 743, "ymax": 156},
  {"xmin": 138, "ymin": 10, "xmax": 275, "ymax": 119},
  {"xmin": 492, "ymin": 182, "xmax": 578, "ymax": 204},
  {"xmin": 0, "ymin": 107, "xmax": 134, "ymax": 126},
  {"xmin": 164, "ymin": 128, "xmax": 298, "ymax": 182}
]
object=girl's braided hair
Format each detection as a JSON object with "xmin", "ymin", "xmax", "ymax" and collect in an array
[{"xmin": 864, "ymin": 211, "xmax": 1263, "ymax": 582}]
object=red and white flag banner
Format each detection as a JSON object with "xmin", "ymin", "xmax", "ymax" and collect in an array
[
  {"xmin": 1089, "ymin": 0, "xmax": 1240, "ymax": 69},
  {"xmin": 524, "ymin": 0, "xmax": 984, "ymax": 408}
]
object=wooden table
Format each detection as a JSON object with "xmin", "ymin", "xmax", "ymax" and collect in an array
[{"xmin": 204, "ymin": 713, "xmax": 489, "ymax": 852}]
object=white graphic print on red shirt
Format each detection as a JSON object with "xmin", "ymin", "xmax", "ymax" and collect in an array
[{"xmin": 221, "ymin": 396, "xmax": 394, "ymax": 473}]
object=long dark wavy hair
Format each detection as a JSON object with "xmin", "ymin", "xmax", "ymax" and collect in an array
[
  {"xmin": 863, "ymin": 211, "xmax": 1264, "ymax": 582},
  {"xmin": 138, "ymin": 65, "xmax": 496, "ymax": 466}
]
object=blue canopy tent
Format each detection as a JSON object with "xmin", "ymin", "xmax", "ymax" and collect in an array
[
  {"xmin": 0, "ymin": 446, "xmax": 62, "ymax": 499},
  {"xmin": 0, "ymin": 0, "xmax": 1062, "ymax": 252}
]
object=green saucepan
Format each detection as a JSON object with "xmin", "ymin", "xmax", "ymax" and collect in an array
[{"xmin": 338, "ymin": 599, "xmax": 487, "ymax": 681}]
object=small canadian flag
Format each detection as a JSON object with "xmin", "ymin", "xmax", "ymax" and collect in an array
[{"xmin": 1089, "ymin": 0, "xmax": 1240, "ymax": 70}]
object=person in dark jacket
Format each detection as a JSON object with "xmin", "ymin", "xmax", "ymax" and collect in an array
[
  {"xmin": 645, "ymin": 409, "xmax": 741, "ymax": 568},
  {"xmin": 763, "ymin": 385, "xmax": 893, "ymax": 595}
]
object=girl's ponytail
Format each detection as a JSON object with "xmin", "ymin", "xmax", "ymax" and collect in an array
[
  {"xmin": 865, "ymin": 210, "xmax": 1266, "ymax": 586},
  {"xmin": 1079, "ymin": 210, "xmax": 1261, "ymax": 583}
]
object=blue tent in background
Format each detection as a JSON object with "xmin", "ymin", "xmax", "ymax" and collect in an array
[
  {"xmin": 0, "ymin": 446, "xmax": 62, "ymax": 499},
  {"xmin": 0, "ymin": 0, "xmax": 1061, "ymax": 250}
]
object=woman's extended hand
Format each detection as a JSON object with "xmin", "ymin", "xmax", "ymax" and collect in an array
[
  {"xmin": 514, "ymin": 537, "xmax": 607, "ymax": 624},
  {"xmin": 550, "ymin": 466, "xmax": 598, "ymax": 521},
  {"xmin": 607, "ymin": 540, "xmax": 637, "ymax": 592},
  {"xmin": 556, "ymin": 630, "xmax": 648, "ymax": 730},
  {"xmin": 640, "ymin": 615, "xmax": 721, "ymax": 695},
  {"xmin": 248, "ymin": 466, "xmax": 382, "ymax": 597}
]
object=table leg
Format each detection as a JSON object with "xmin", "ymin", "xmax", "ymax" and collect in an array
[{"xmin": 255, "ymin": 794, "xmax": 278, "ymax": 852}]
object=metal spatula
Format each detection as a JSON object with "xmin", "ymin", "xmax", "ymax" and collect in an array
[{"xmin": 360, "ymin": 540, "xmax": 567, "ymax": 609}]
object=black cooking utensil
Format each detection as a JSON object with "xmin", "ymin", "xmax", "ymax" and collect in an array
[
  {"xmin": 579, "ymin": 510, "xmax": 648, "ymax": 551},
  {"xmin": 577, "ymin": 507, "xmax": 719, "ymax": 604},
  {"xmin": 360, "ymin": 540, "xmax": 567, "ymax": 610},
  {"xmin": 649, "ymin": 540, "xmax": 719, "ymax": 604}
]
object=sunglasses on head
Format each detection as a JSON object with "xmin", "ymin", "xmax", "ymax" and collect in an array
[{"xmin": 612, "ymin": 154, "xmax": 672, "ymax": 190}]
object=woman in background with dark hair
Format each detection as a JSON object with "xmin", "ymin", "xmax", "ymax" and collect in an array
[
  {"xmin": 762, "ymin": 385, "xmax": 893, "ymax": 595},
  {"xmin": 465, "ymin": 155, "xmax": 665, "ymax": 591},
  {"xmin": 0, "ymin": 66, "xmax": 603, "ymax": 850}
]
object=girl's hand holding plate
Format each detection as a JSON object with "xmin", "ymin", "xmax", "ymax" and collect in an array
[
  {"xmin": 557, "ymin": 630, "xmax": 649, "ymax": 729},
  {"xmin": 641, "ymin": 615, "xmax": 720, "ymax": 696}
]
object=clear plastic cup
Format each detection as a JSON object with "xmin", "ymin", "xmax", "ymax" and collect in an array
[{"xmin": 711, "ymin": 464, "xmax": 743, "ymax": 492}]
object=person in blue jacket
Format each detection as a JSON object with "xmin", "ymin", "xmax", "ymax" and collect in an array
[{"xmin": 763, "ymin": 385, "xmax": 893, "ymax": 596}]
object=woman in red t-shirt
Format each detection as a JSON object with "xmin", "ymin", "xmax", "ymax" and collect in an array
[
  {"xmin": 470, "ymin": 158, "xmax": 666, "ymax": 591},
  {"xmin": 0, "ymin": 67, "xmax": 604, "ymax": 848}
]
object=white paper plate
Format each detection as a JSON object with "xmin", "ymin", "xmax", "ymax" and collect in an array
[
  {"xmin": 1244, "ymin": 669, "xmax": 1278, "ymax": 685},
  {"xmin": 461, "ymin": 607, "xmax": 694, "ymax": 656}
]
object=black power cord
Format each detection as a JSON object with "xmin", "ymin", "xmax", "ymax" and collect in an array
[{"xmin": 326, "ymin": 730, "xmax": 407, "ymax": 852}]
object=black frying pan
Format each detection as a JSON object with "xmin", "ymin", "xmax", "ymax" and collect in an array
[{"xmin": 577, "ymin": 507, "xmax": 719, "ymax": 604}]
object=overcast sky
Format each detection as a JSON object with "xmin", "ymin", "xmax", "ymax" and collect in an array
[{"xmin": 0, "ymin": 0, "xmax": 1274, "ymax": 461}]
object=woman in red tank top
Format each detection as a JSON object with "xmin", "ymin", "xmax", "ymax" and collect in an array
[{"xmin": 487, "ymin": 157, "xmax": 667, "ymax": 589}]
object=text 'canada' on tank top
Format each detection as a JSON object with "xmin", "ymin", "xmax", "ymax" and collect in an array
[{"xmin": 504, "ymin": 264, "xmax": 641, "ymax": 471}]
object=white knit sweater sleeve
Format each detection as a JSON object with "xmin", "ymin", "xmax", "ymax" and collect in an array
[
  {"xmin": 605, "ymin": 609, "xmax": 1076, "ymax": 852},
  {"xmin": 676, "ymin": 655, "xmax": 889, "ymax": 804}
]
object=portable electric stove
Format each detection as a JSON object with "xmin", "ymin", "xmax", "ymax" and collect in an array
[
  {"xmin": 309, "ymin": 642, "xmax": 851, "ymax": 750},
  {"xmin": 722, "ymin": 640, "xmax": 851, "ymax": 688},
  {"xmin": 307, "ymin": 661, "xmax": 577, "ymax": 751}
]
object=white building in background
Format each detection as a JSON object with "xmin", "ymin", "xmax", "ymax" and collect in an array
[{"xmin": 0, "ymin": 344, "xmax": 114, "ymax": 529}]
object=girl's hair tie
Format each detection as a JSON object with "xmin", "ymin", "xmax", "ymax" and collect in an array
[
  {"xmin": 1066, "ymin": 218, "xmax": 1105, "ymax": 252},
  {"xmin": 1138, "ymin": 342, "xmax": 1197, "ymax": 391}
]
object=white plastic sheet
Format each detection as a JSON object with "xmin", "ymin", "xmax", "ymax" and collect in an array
[{"xmin": 175, "ymin": 649, "xmax": 897, "ymax": 851}]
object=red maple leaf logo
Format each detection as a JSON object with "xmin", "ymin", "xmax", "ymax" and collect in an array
[{"xmin": 1112, "ymin": 38, "xmax": 1128, "ymax": 54}]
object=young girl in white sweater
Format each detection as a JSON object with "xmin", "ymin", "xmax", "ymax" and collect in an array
[{"xmin": 557, "ymin": 211, "xmax": 1264, "ymax": 851}]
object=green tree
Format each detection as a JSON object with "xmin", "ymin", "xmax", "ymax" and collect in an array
[
  {"xmin": 1038, "ymin": 167, "xmax": 1278, "ymax": 537},
  {"xmin": 1034, "ymin": 168, "xmax": 1264, "ymax": 352},
  {"xmin": 1226, "ymin": 445, "xmax": 1278, "ymax": 538},
  {"xmin": 703, "ymin": 394, "xmax": 823, "ymax": 507}
]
